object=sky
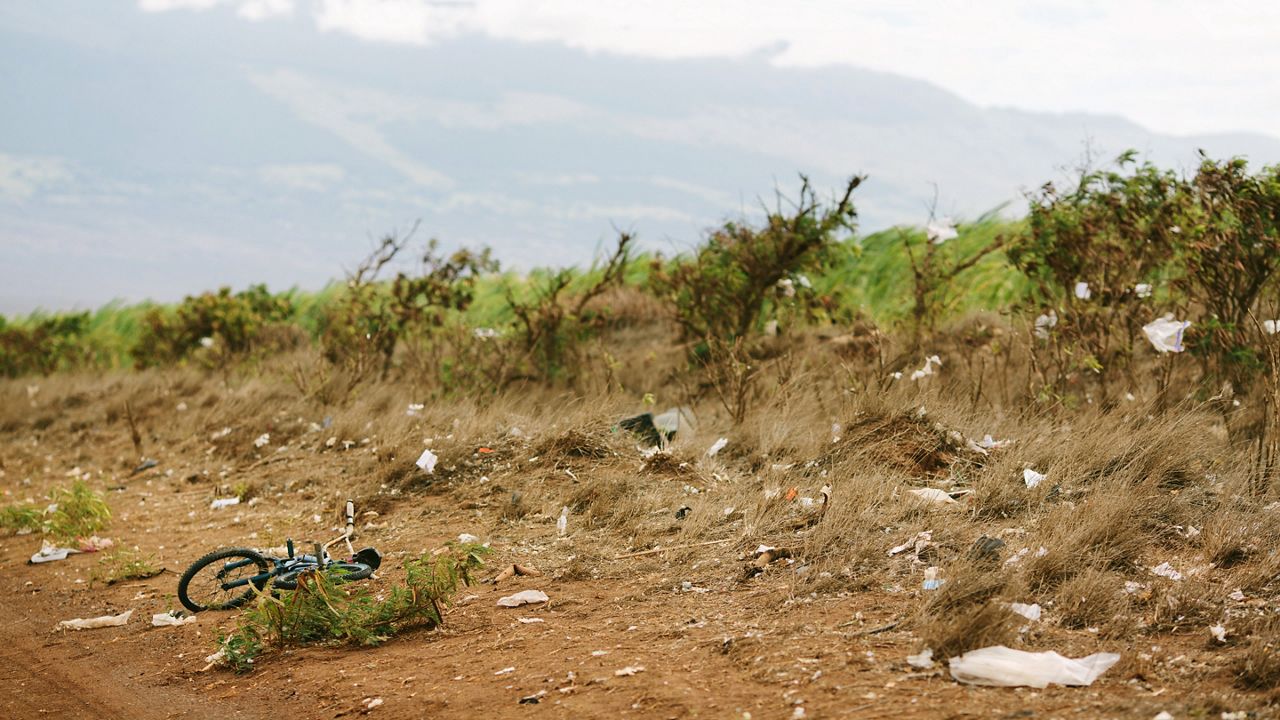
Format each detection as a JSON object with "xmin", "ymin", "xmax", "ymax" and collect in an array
[{"xmin": 2, "ymin": 1, "xmax": 1278, "ymax": 313}]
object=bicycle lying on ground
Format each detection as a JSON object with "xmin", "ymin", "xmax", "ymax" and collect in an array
[{"xmin": 177, "ymin": 500, "xmax": 382, "ymax": 613}]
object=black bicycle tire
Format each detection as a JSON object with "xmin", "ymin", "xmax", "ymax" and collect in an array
[
  {"xmin": 177, "ymin": 547, "xmax": 270, "ymax": 613},
  {"xmin": 271, "ymin": 561, "xmax": 374, "ymax": 591}
]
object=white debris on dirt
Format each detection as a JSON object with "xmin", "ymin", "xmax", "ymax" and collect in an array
[
  {"xmin": 210, "ymin": 497, "xmax": 240, "ymax": 510},
  {"xmin": 415, "ymin": 448, "xmax": 438, "ymax": 474},
  {"xmin": 1150, "ymin": 562, "xmax": 1183, "ymax": 581},
  {"xmin": 557, "ymin": 506, "xmax": 569, "ymax": 537},
  {"xmin": 949, "ymin": 645, "xmax": 1120, "ymax": 688},
  {"xmin": 457, "ymin": 533, "xmax": 480, "ymax": 544},
  {"xmin": 517, "ymin": 618, "xmax": 544, "ymax": 624},
  {"xmin": 1210, "ymin": 625, "xmax": 1227, "ymax": 643},
  {"xmin": 1023, "ymin": 468, "xmax": 1046, "ymax": 488},
  {"xmin": 494, "ymin": 667, "xmax": 515, "ymax": 676},
  {"xmin": 30, "ymin": 540, "xmax": 78, "ymax": 564},
  {"xmin": 706, "ymin": 437, "xmax": 729, "ymax": 457},
  {"xmin": 614, "ymin": 666, "xmax": 645, "ymax": 677},
  {"xmin": 253, "ymin": 433, "xmax": 270, "ymax": 448},
  {"xmin": 497, "ymin": 590, "xmax": 549, "ymax": 608},
  {"xmin": 908, "ymin": 488, "xmax": 957, "ymax": 505},
  {"xmin": 362, "ymin": 697, "xmax": 384, "ymax": 710},
  {"xmin": 906, "ymin": 648, "xmax": 935, "ymax": 669},
  {"xmin": 151, "ymin": 612, "xmax": 197, "ymax": 627},
  {"xmin": 888, "ymin": 531, "xmax": 932, "ymax": 557},
  {"xmin": 57, "ymin": 609, "xmax": 133, "ymax": 631},
  {"xmin": 922, "ymin": 566, "xmax": 944, "ymax": 590},
  {"xmin": 1009, "ymin": 603, "xmax": 1042, "ymax": 622},
  {"xmin": 910, "ymin": 355, "xmax": 943, "ymax": 381}
]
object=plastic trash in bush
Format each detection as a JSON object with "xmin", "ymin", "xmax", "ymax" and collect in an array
[
  {"xmin": 556, "ymin": 506, "xmax": 569, "ymax": 537},
  {"xmin": 1135, "ymin": 283, "xmax": 1153, "ymax": 299},
  {"xmin": 415, "ymin": 448, "xmax": 438, "ymax": 474},
  {"xmin": 1023, "ymin": 468, "xmax": 1046, "ymax": 488},
  {"xmin": 1074, "ymin": 281, "xmax": 1092, "ymax": 300},
  {"xmin": 706, "ymin": 438, "xmax": 728, "ymax": 457},
  {"xmin": 253, "ymin": 433, "xmax": 270, "ymax": 449},
  {"xmin": 497, "ymin": 590, "xmax": 549, "ymax": 607},
  {"xmin": 57, "ymin": 609, "xmax": 134, "ymax": 631},
  {"xmin": 948, "ymin": 645, "xmax": 1120, "ymax": 687},
  {"xmin": 926, "ymin": 218, "xmax": 958, "ymax": 245},
  {"xmin": 922, "ymin": 566, "xmax": 944, "ymax": 590},
  {"xmin": 1143, "ymin": 315, "xmax": 1191, "ymax": 353},
  {"xmin": 1265, "ymin": 320, "xmax": 1279, "ymax": 335},
  {"xmin": 1034, "ymin": 310, "xmax": 1058, "ymax": 340},
  {"xmin": 910, "ymin": 355, "xmax": 943, "ymax": 381},
  {"xmin": 1009, "ymin": 603, "xmax": 1042, "ymax": 622},
  {"xmin": 1150, "ymin": 561, "xmax": 1183, "ymax": 581}
]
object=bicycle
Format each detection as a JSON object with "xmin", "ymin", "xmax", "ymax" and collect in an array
[{"xmin": 177, "ymin": 500, "xmax": 382, "ymax": 613}]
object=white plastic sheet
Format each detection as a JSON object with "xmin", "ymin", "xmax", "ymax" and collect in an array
[
  {"xmin": 497, "ymin": 590, "xmax": 549, "ymax": 607},
  {"xmin": 415, "ymin": 448, "xmax": 438, "ymax": 474},
  {"xmin": 57, "ymin": 609, "xmax": 133, "ymax": 631},
  {"xmin": 949, "ymin": 645, "xmax": 1120, "ymax": 687},
  {"xmin": 1143, "ymin": 315, "xmax": 1191, "ymax": 353},
  {"xmin": 152, "ymin": 612, "xmax": 198, "ymax": 627},
  {"xmin": 908, "ymin": 488, "xmax": 957, "ymax": 505},
  {"xmin": 1023, "ymin": 468, "xmax": 1046, "ymax": 488},
  {"xmin": 927, "ymin": 219, "xmax": 958, "ymax": 245},
  {"xmin": 706, "ymin": 438, "xmax": 728, "ymax": 457}
]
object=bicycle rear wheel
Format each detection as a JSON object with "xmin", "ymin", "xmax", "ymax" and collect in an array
[
  {"xmin": 272, "ymin": 561, "xmax": 374, "ymax": 591},
  {"xmin": 177, "ymin": 548, "xmax": 271, "ymax": 613}
]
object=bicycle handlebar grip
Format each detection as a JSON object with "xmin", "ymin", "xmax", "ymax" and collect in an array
[{"xmin": 345, "ymin": 500, "xmax": 355, "ymax": 531}]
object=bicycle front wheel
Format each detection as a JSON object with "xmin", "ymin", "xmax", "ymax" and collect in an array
[{"xmin": 177, "ymin": 548, "xmax": 271, "ymax": 613}]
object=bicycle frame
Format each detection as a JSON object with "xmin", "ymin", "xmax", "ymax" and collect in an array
[{"xmin": 217, "ymin": 500, "xmax": 357, "ymax": 591}]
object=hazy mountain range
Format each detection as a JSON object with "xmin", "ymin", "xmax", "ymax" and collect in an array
[{"xmin": 3, "ymin": 3, "xmax": 1278, "ymax": 313}]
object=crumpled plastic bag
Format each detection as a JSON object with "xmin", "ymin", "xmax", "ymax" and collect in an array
[
  {"xmin": 497, "ymin": 589, "xmax": 549, "ymax": 607},
  {"xmin": 152, "ymin": 611, "xmax": 198, "ymax": 627},
  {"xmin": 415, "ymin": 448, "xmax": 438, "ymax": 474},
  {"xmin": 30, "ymin": 539, "xmax": 79, "ymax": 564},
  {"xmin": 949, "ymin": 645, "xmax": 1120, "ymax": 688},
  {"xmin": 57, "ymin": 609, "xmax": 133, "ymax": 631},
  {"xmin": 1143, "ymin": 315, "xmax": 1191, "ymax": 353}
]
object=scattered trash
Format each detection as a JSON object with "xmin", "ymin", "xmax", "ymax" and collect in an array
[
  {"xmin": 1123, "ymin": 580, "xmax": 1147, "ymax": 594},
  {"xmin": 1229, "ymin": 589, "xmax": 1246, "ymax": 602},
  {"xmin": 363, "ymin": 697, "xmax": 384, "ymax": 710},
  {"xmin": 976, "ymin": 434, "xmax": 1012, "ymax": 450},
  {"xmin": 888, "ymin": 531, "xmax": 933, "ymax": 558},
  {"xmin": 1034, "ymin": 310, "xmax": 1058, "ymax": 340},
  {"xmin": 1135, "ymin": 283, "xmax": 1153, "ymax": 299},
  {"xmin": 151, "ymin": 611, "xmax": 197, "ymax": 627},
  {"xmin": 1074, "ymin": 281, "xmax": 1092, "ymax": 300},
  {"xmin": 203, "ymin": 648, "xmax": 227, "ymax": 670},
  {"xmin": 752, "ymin": 545, "xmax": 792, "ymax": 569},
  {"xmin": 130, "ymin": 458, "xmax": 159, "ymax": 476},
  {"xmin": 1143, "ymin": 315, "xmax": 1191, "ymax": 354},
  {"xmin": 922, "ymin": 567, "xmax": 944, "ymax": 590},
  {"xmin": 926, "ymin": 218, "xmax": 958, "ymax": 244},
  {"xmin": 970, "ymin": 535, "xmax": 1006, "ymax": 563},
  {"xmin": 406, "ymin": 403, "xmax": 424, "ymax": 417},
  {"xmin": 707, "ymin": 437, "xmax": 728, "ymax": 457},
  {"xmin": 518, "ymin": 692, "xmax": 545, "ymax": 705},
  {"xmin": 675, "ymin": 505, "xmax": 691, "ymax": 520},
  {"xmin": 253, "ymin": 433, "xmax": 270, "ymax": 449},
  {"xmin": 908, "ymin": 488, "xmax": 957, "ymax": 506},
  {"xmin": 1210, "ymin": 625, "xmax": 1227, "ymax": 643},
  {"xmin": 210, "ymin": 497, "xmax": 240, "ymax": 510},
  {"xmin": 517, "ymin": 617, "xmax": 544, "ymax": 624},
  {"xmin": 1009, "ymin": 603, "xmax": 1042, "ymax": 622},
  {"xmin": 79, "ymin": 536, "xmax": 113, "ymax": 552},
  {"xmin": 910, "ymin": 355, "xmax": 943, "ymax": 381},
  {"xmin": 1265, "ymin": 320, "xmax": 1279, "ymax": 335},
  {"xmin": 474, "ymin": 327, "xmax": 499, "ymax": 340},
  {"xmin": 494, "ymin": 564, "xmax": 543, "ymax": 583},
  {"xmin": 619, "ymin": 407, "xmax": 694, "ymax": 447},
  {"xmin": 495, "ymin": 667, "xmax": 515, "ymax": 676},
  {"xmin": 614, "ymin": 666, "xmax": 645, "ymax": 677},
  {"xmin": 1023, "ymin": 468, "xmax": 1046, "ymax": 488},
  {"xmin": 1153, "ymin": 712, "xmax": 1174, "ymax": 720},
  {"xmin": 57, "ymin": 609, "xmax": 133, "ymax": 631},
  {"xmin": 907, "ymin": 648, "xmax": 935, "ymax": 669},
  {"xmin": 557, "ymin": 506, "xmax": 569, "ymax": 537},
  {"xmin": 653, "ymin": 407, "xmax": 695, "ymax": 438},
  {"xmin": 30, "ymin": 540, "xmax": 78, "ymax": 564},
  {"xmin": 497, "ymin": 590, "xmax": 549, "ymax": 608},
  {"xmin": 199, "ymin": 336, "xmax": 215, "ymax": 349},
  {"xmin": 415, "ymin": 448, "xmax": 438, "ymax": 474},
  {"xmin": 1150, "ymin": 562, "xmax": 1183, "ymax": 581},
  {"xmin": 458, "ymin": 533, "xmax": 480, "ymax": 544},
  {"xmin": 948, "ymin": 645, "xmax": 1121, "ymax": 688}
]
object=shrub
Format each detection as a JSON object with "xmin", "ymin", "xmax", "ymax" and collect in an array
[
  {"xmin": 0, "ymin": 311, "xmax": 93, "ymax": 377},
  {"xmin": 1007, "ymin": 151, "xmax": 1188, "ymax": 401},
  {"xmin": 218, "ymin": 543, "xmax": 490, "ymax": 672},
  {"xmin": 1, "ymin": 481, "xmax": 112, "ymax": 542},
  {"xmin": 91, "ymin": 548, "xmax": 162, "ymax": 585},
  {"xmin": 133, "ymin": 285, "xmax": 295, "ymax": 368},
  {"xmin": 648, "ymin": 175, "xmax": 862, "ymax": 349}
]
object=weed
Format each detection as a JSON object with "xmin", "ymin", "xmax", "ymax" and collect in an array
[
  {"xmin": 91, "ymin": 548, "xmax": 162, "ymax": 586},
  {"xmin": 218, "ymin": 543, "xmax": 490, "ymax": 672}
]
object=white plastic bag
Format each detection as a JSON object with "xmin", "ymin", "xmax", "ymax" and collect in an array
[
  {"xmin": 415, "ymin": 448, "xmax": 438, "ymax": 474},
  {"xmin": 497, "ymin": 590, "xmax": 549, "ymax": 608},
  {"xmin": 57, "ymin": 609, "xmax": 133, "ymax": 631},
  {"xmin": 1143, "ymin": 315, "xmax": 1191, "ymax": 353},
  {"xmin": 152, "ymin": 611, "xmax": 198, "ymax": 627},
  {"xmin": 949, "ymin": 645, "xmax": 1120, "ymax": 687}
]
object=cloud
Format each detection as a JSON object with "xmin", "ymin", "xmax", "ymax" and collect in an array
[
  {"xmin": 135, "ymin": 0, "xmax": 1280, "ymax": 136},
  {"xmin": 138, "ymin": 0, "xmax": 293, "ymax": 20},
  {"xmin": 249, "ymin": 68, "xmax": 454, "ymax": 188},
  {"xmin": 259, "ymin": 163, "xmax": 346, "ymax": 191},
  {"xmin": 0, "ymin": 154, "xmax": 73, "ymax": 202}
]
